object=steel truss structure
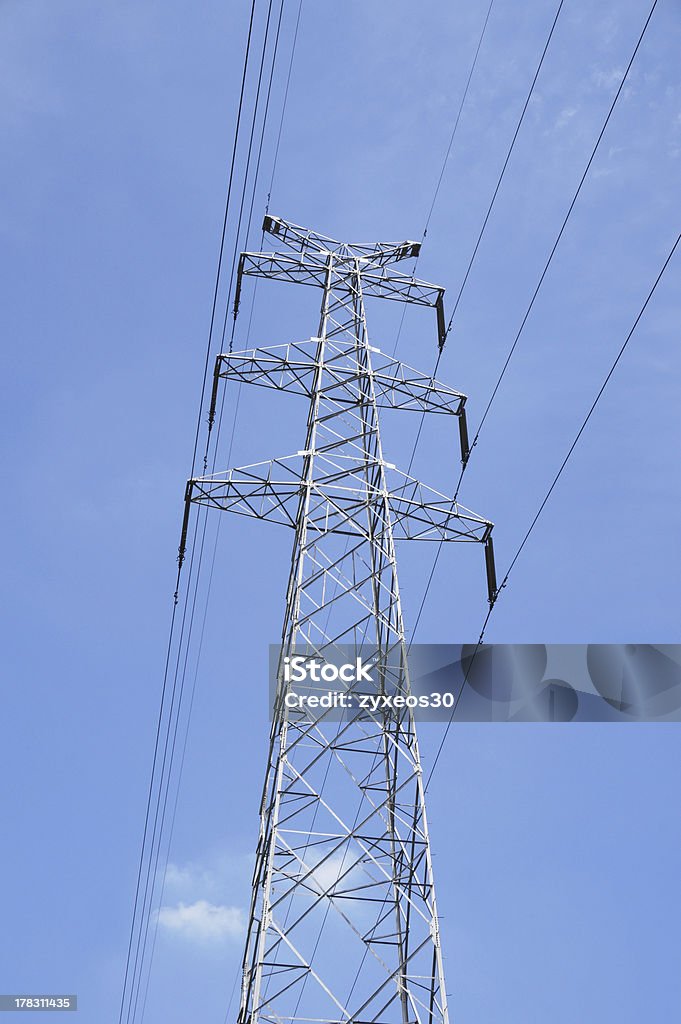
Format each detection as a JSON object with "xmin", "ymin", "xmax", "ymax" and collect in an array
[{"xmin": 181, "ymin": 216, "xmax": 496, "ymax": 1024}]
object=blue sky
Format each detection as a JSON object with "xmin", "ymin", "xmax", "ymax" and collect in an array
[{"xmin": 1, "ymin": 1, "xmax": 680, "ymax": 1022}]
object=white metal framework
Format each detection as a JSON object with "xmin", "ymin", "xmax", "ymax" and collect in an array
[{"xmin": 181, "ymin": 216, "xmax": 496, "ymax": 1024}]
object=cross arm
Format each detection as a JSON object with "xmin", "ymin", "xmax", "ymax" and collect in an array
[
  {"xmin": 178, "ymin": 457, "xmax": 497, "ymax": 603},
  {"xmin": 263, "ymin": 214, "xmax": 421, "ymax": 268},
  {"xmin": 207, "ymin": 342, "xmax": 471, "ymax": 462},
  {"xmin": 233, "ymin": 254, "xmax": 447, "ymax": 349}
]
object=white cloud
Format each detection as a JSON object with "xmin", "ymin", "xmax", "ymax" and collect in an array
[
  {"xmin": 309, "ymin": 854, "xmax": 350, "ymax": 896},
  {"xmin": 592, "ymin": 67, "xmax": 625, "ymax": 92},
  {"xmin": 163, "ymin": 861, "xmax": 213, "ymax": 893},
  {"xmin": 307, "ymin": 848, "xmax": 370, "ymax": 898},
  {"xmin": 161, "ymin": 853, "xmax": 253, "ymax": 901},
  {"xmin": 554, "ymin": 106, "xmax": 578, "ymax": 131},
  {"xmin": 157, "ymin": 900, "xmax": 245, "ymax": 944}
]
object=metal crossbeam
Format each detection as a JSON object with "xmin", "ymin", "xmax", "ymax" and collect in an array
[
  {"xmin": 234, "ymin": 224, "xmax": 447, "ymax": 349},
  {"xmin": 262, "ymin": 214, "xmax": 422, "ymax": 269},
  {"xmin": 209, "ymin": 341, "xmax": 467, "ymax": 417},
  {"xmin": 183, "ymin": 216, "xmax": 496, "ymax": 1024},
  {"xmin": 188, "ymin": 456, "xmax": 491, "ymax": 543}
]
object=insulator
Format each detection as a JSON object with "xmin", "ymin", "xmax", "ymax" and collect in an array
[
  {"xmin": 485, "ymin": 535, "xmax": 498, "ymax": 606},
  {"xmin": 178, "ymin": 483, "xmax": 193, "ymax": 569},
  {"xmin": 436, "ymin": 293, "xmax": 447, "ymax": 350},
  {"xmin": 458, "ymin": 407, "xmax": 471, "ymax": 466},
  {"xmin": 208, "ymin": 357, "xmax": 221, "ymax": 430}
]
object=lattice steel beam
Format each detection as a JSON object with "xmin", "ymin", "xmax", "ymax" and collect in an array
[{"xmin": 208, "ymin": 342, "xmax": 467, "ymax": 415}]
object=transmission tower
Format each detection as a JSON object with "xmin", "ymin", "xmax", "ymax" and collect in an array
[{"xmin": 181, "ymin": 216, "xmax": 496, "ymax": 1024}]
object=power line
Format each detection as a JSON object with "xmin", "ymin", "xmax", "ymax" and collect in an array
[
  {"xmin": 498, "ymin": 231, "xmax": 680, "ymax": 596},
  {"xmin": 266, "ymin": 0, "xmax": 304, "ymax": 209},
  {"xmin": 424, "ymin": 229, "xmax": 680, "ymax": 791},
  {"xmin": 423, "ymin": 0, "xmax": 496, "ymax": 238},
  {"xmin": 126, "ymin": 3, "xmax": 304, "ymax": 1019},
  {"xmin": 446, "ymin": 0, "xmax": 565, "ymax": 332},
  {"xmin": 119, "ymin": 3, "xmax": 287, "ymax": 1021},
  {"xmin": 116, "ymin": 600, "xmax": 179, "ymax": 1024},
  {"xmin": 206, "ymin": 0, "xmax": 296, "ymax": 473},
  {"xmin": 208, "ymin": 0, "xmax": 303, "ymax": 471},
  {"xmin": 402, "ymin": 0, "xmax": 564, "ymax": 483},
  {"xmin": 453, "ymin": 0, "xmax": 661, "ymax": 497},
  {"xmin": 407, "ymin": 0, "xmax": 660, "ymax": 649},
  {"xmin": 218, "ymin": 0, "xmax": 277, "ymax": 354},
  {"xmin": 127, "ymin": 511, "xmax": 209, "ymax": 1024},
  {"xmin": 189, "ymin": 0, "xmax": 259, "ymax": 479},
  {"xmin": 242, "ymin": 0, "xmax": 287, "ymax": 271},
  {"xmin": 392, "ymin": 0, "xmax": 496, "ymax": 359},
  {"xmin": 118, "ymin": 503, "xmax": 203, "ymax": 1024}
]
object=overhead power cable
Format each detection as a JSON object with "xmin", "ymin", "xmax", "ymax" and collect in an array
[
  {"xmin": 453, "ymin": 0, "xmax": 661, "ymax": 497},
  {"xmin": 118, "ymin": 493, "xmax": 205, "ymax": 1024},
  {"xmin": 407, "ymin": 0, "xmax": 660, "ymax": 646},
  {"xmin": 392, "ymin": 0, "xmax": 496, "ymax": 359},
  {"xmin": 116, "ymin": 603, "xmax": 180, "ymax": 1024},
  {"xmin": 206, "ymin": 0, "xmax": 301, "ymax": 476},
  {"xmin": 493, "ymin": 231, "xmax": 680, "ymax": 607},
  {"xmin": 134, "ymin": 0, "xmax": 290, "ymax": 988},
  {"xmin": 189, "ymin": 0, "xmax": 259, "ymax": 479},
  {"xmin": 402, "ymin": 0, "xmax": 564, "ymax": 482},
  {"xmin": 266, "ymin": 0, "xmax": 304, "ymax": 211},
  {"xmin": 118, "ymin": 3, "xmax": 292, "ymax": 1022},
  {"xmin": 128, "ymin": 512, "xmax": 207, "ymax": 1024},
  {"xmin": 422, "ymin": 0, "xmax": 496, "ymax": 239},
  {"xmin": 147, "ymin": 13, "xmax": 296, "ymax": 1015},
  {"xmin": 424, "ymin": 229, "xmax": 680, "ymax": 792},
  {"xmin": 127, "ymin": 3, "xmax": 304, "ymax": 1022},
  {"xmin": 134, "ymin": 3, "xmax": 290, "ymax": 998},
  {"xmin": 218, "ymin": 0, "xmax": 277, "ymax": 356},
  {"xmin": 446, "ymin": 0, "xmax": 565, "ymax": 333},
  {"xmin": 117, "ymin": 4, "xmax": 261, "ymax": 1017}
]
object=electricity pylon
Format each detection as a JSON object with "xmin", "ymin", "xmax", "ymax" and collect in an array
[{"xmin": 181, "ymin": 217, "xmax": 496, "ymax": 1024}]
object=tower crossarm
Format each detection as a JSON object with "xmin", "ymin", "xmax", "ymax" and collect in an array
[
  {"xmin": 183, "ymin": 456, "xmax": 493, "ymax": 551},
  {"xmin": 209, "ymin": 341, "xmax": 466, "ymax": 417},
  {"xmin": 234, "ymin": 254, "xmax": 447, "ymax": 348},
  {"xmin": 263, "ymin": 213, "xmax": 422, "ymax": 269}
]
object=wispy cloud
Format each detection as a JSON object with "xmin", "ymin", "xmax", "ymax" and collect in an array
[
  {"xmin": 592, "ymin": 67, "xmax": 625, "ymax": 92},
  {"xmin": 163, "ymin": 861, "xmax": 218, "ymax": 895},
  {"xmin": 554, "ymin": 106, "xmax": 578, "ymax": 130},
  {"xmin": 162, "ymin": 853, "xmax": 252, "ymax": 901},
  {"xmin": 157, "ymin": 900, "xmax": 245, "ymax": 944},
  {"xmin": 308, "ymin": 854, "xmax": 353, "ymax": 896},
  {"xmin": 305, "ymin": 846, "xmax": 371, "ymax": 902}
]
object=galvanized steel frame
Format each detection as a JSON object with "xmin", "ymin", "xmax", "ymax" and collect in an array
[{"xmin": 183, "ymin": 217, "xmax": 495, "ymax": 1024}]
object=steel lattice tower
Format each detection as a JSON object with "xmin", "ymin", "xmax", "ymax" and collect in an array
[{"xmin": 182, "ymin": 217, "xmax": 496, "ymax": 1024}]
